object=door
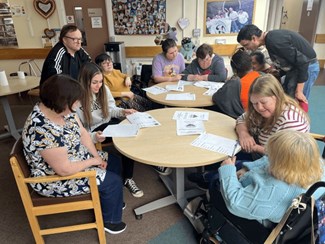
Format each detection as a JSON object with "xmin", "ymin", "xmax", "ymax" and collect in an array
[
  {"xmin": 63, "ymin": 0, "xmax": 109, "ymax": 59},
  {"xmin": 298, "ymin": 0, "xmax": 321, "ymax": 44}
]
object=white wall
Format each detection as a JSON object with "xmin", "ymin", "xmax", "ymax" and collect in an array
[{"xmin": 107, "ymin": 0, "xmax": 270, "ymax": 46}]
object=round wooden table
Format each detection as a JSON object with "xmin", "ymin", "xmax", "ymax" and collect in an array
[
  {"xmin": 113, "ymin": 107, "xmax": 237, "ymax": 218},
  {"xmin": 146, "ymin": 81, "xmax": 214, "ymax": 107},
  {"xmin": 0, "ymin": 76, "xmax": 39, "ymax": 140}
]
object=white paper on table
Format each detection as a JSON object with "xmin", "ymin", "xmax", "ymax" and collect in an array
[
  {"xmin": 173, "ymin": 111, "xmax": 209, "ymax": 121},
  {"xmin": 126, "ymin": 112, "xmax": 161, "ymax": 128},
  {"xmin": 165, "ymin": 84, "xmax": 184, "ymax": 92},
  {"xmin": 166, "ymin": 93, "xmax": 196, "ymax": 101},
  {"xmin": 191, "ymin": 133, "xmax": 241, "ymax": 156},
  {"xmin": 143, "ymin": 86, "xmax": 167, "ymax": 95},
  {"xmin": 195, "ymin": 81, "xmax": 224, "ymax": 89},
  {"xmin": 102, "ymin": 124, "xmax": 139, "ymax": 137},
  {"xmin": 178, "ymin": 80, "xmax": 194, "ymax": 86},
  {"xmin": 176, "ymin": 120, "xmax": 205, "ymax": 136}
]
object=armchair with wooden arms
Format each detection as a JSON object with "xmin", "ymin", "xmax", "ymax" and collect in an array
[{"xmin": 9, "ymin": 138, "xmax": 106, "ymax": 244}]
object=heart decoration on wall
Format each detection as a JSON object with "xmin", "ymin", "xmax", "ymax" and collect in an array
[
  {"xmin": 44, "ymin": 28, "xmax": 56, "ymax": 39},
  {"xmin": 33, "ymin": 0, "xmax": 56, "ymax": 19},
  {"xmin": 177, "ymin": 18, "xmax": 190, "ymax": 30}
]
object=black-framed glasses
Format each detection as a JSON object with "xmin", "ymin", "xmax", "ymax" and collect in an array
[{"xmin": 64, "ymin": 36, "xmax": 83, "ymax": 43}]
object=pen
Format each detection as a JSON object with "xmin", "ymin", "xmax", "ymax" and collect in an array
[{"xmin": 230, "ymin": 141, "xmax": 239, "ymax": 158}]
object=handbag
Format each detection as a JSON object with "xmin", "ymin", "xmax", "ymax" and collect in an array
[{"xmin": 264, "ymin": 181, "xmax": 325, "ymax": 244}]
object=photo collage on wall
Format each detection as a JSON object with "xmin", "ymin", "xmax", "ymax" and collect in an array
[{"xmin": 112, "ymin": 0, "xmax": 167, "ymax": 35}]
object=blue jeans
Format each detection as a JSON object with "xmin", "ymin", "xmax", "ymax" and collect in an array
[
  {"xmin": 303, "ymin": 61, "xmax": 320, "ymax": 99},
  {"xmin": 98, "ymin": 153, "xmax": 123, "ymax": 224}
]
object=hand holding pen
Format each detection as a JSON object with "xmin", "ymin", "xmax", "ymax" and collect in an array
[{"xmin": 221, "ymin": 141, "xmax": 239, "ymax": 166}]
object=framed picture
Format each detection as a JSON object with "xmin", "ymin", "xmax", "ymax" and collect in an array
[
  {"xmin": 111, "ymin": 0, "xmax": 167, "ymax": 35},
  {"xmin": 204, "ymin": 0, "xmax": 255, "ymax": 36}
]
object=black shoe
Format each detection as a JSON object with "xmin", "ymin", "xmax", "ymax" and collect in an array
[
  {"xmin": 104, "ymin": 222, "xmax": 127, "ymax": 234},
  {"xmin": 188, "ymin": 172, "xmax": 209, "ymax": 191}
]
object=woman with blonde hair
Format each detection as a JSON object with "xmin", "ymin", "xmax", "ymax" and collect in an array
[
  {"xmin": 208, "ymin": 130, "xmax": 325, "ymax": 242},
  {"xmin": 236, "ymin": 73, "xmax": 310, "ymax": 159}
]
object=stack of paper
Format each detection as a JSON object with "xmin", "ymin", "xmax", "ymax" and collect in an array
[
  {"xmin": 127, "ymin": 112, "xmax": 161, "ymax": 128},
  {"xmin": 173, "ymin": 111, "xmax": 207, "ymax": 136},
  {"xmin": 176, "ymin": 120, "xmax": 205, "ymax": 136}
]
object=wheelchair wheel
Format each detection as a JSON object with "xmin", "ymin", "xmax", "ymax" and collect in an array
[{"xmin": 199, "ymin": 236, "xmax": 219, "ymax": 244}]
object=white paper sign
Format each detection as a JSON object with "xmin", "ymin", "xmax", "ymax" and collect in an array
[
  {"xmin": 91, "ymin": 17, "xmax": 102, "ymax": 28},
  {"xmin": 173, "ymin": 111, "xmax": 209, "ymax": 121}
]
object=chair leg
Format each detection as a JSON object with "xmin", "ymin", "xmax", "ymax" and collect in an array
[{"xmin": 26, "ymin": 214, "xmax": 45, "ymax": 244}]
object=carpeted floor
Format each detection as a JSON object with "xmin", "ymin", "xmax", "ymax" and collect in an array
[{"xmin": 0, "ymin": 70, "xmax": 324, "ymax": 243}]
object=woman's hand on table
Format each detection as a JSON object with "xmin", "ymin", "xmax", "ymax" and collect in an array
[
  {"xmin": 238, "ymin": 134, "xmax": 256, "ymax": 153},
  {"xmin": 123, "ymin": 109, "xmax": 137, "ymax": 116}
]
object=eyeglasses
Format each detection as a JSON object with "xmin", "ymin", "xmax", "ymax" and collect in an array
[{"xmin": 64, "ymin": 36, "xmax": 83, "ymax": 43}]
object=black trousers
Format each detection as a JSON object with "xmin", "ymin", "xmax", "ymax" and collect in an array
[{"xmin": 93, "ymin": 120, "xmax": 134, "ymax": 181}]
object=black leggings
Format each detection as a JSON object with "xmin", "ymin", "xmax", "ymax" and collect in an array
[
  {"xmin": 209, "ymin": 181, "xmax": 271, "ymax": 243},
  {"xmin": 93, "ymin": 120, "xmax": 134, "ymax": 181}
]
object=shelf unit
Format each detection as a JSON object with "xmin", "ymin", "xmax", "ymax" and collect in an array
[{"xmin": 0, "ymin": 3, "xmax": 17, "ymax": 47}]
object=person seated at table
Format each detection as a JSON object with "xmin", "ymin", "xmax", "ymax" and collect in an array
[
  {"xmin": 151, "ymin": 38, "xmax": 185, "ymax": 85},
  {"xmin": 189, "ymin": 73, "xmax": 310, "ymax": 189},
  {"xmin": 22, "ymin": 74, "xmax": 126, "ymax": 234},
  {"xmin": 209, "ymin": 130, "xmax": 325, "ymax": 243},
  {"xmin": 211, "ymin": 48, "xmax": 260, "ymax": 119},
  {"xmin": 40, "ymin": 24, "xmax": 91, "ymax": 87},
  {"xmin": 250, "ymin": 51, "xmax": 281, "ymax": 81},
  {"xmin": 236, "ymin": 73, "xmax": 310, "ymax": 160},
  {"xmin": 76, "ymin": 62, "xmax": 144, "ymax": 198},
  {"xmin": 95, "ymin": 53, "xmax": 153, "ymax": 112},
  {"xmin": 182, "ymin": 43, "xmax": 227, "ymax": 82}
]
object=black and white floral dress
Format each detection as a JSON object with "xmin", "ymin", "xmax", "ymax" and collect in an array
[{"xmin": 22, "ymin": 104, "xmax": 107, "ymax": 197}]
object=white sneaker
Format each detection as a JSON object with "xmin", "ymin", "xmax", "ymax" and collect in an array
[
  {"xmin": 124, "ymin": 178, "xmax": 144, "ymax": 198},
  {"xmin": 153, "ymin": 166, "xmax": 172, "ymax": 176}
]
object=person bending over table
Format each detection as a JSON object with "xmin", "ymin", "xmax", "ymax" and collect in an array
[
  {"xmin": 182, "ymin": 43, "xmax": 227, "ymax": 82},
  {"xmin": 76, "ymin": 62, "xmax": 144, "ymax": 198},
  {"xmin": 22, "ymin": 74, "xmax": 126, "ymax": 234},
  {"xmin": 209, "ymin": 130, "xmax": 325, "ymax": 243},
  {"xmin": 95, "ymin": 53, "xmax": 153, "ymax": 112},
  {"xmin": 151, "ymin": 38, "xmax": 185, "ymax": 86},
  {"xmin": 237, "ymin": 24, "xmax": 319, "ymax": 101},
  {"xmin": 40, "ymin": 24, "xmax": 91, "ymax": 87},
  {"xmin": 211, "ymin": 48, "xmax": 260, "ymax": 119},
  {"xmin": 189, "ymin": 74, "xmax": 310, "ymax": 189}
]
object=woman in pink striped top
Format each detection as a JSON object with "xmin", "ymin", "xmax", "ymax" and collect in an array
[{"xmin": 236, "ymin": 74, "xmax": 309, "ymax": 160}]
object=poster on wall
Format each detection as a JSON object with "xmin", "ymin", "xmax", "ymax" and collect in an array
[
  {"xmin": 204, "ymin": 0, "xmax": 255, "ymax": 36},
  {"xmin": 112, "ymin": 0, "xmax": 167, "ymax": 35}
]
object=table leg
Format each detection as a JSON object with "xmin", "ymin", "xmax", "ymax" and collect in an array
[
  {"xmin": 0, "ymin": 97, "xmax": 20, "ymax": 140},
  {"xmin": 134, "ymin": 168, "xmax": 204, "ymax": 217}
]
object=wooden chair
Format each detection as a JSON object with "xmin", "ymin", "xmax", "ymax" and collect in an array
[
  {"xmin": 27, "ymin": 88, "xmax": 40, "ymax": 97},
  {"xmin": 9, "ymin": 138, "xmax": 106, "ymax": 244}
]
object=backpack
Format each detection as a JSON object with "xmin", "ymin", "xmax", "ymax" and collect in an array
[{"xmin": 265, "ymin": 181, "xmax": 325, "ymax": 244}]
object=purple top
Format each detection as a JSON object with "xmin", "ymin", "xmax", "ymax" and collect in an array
[{"xmin": 152, "ymin": 52, "xmax": 185, "ymax": 78}]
